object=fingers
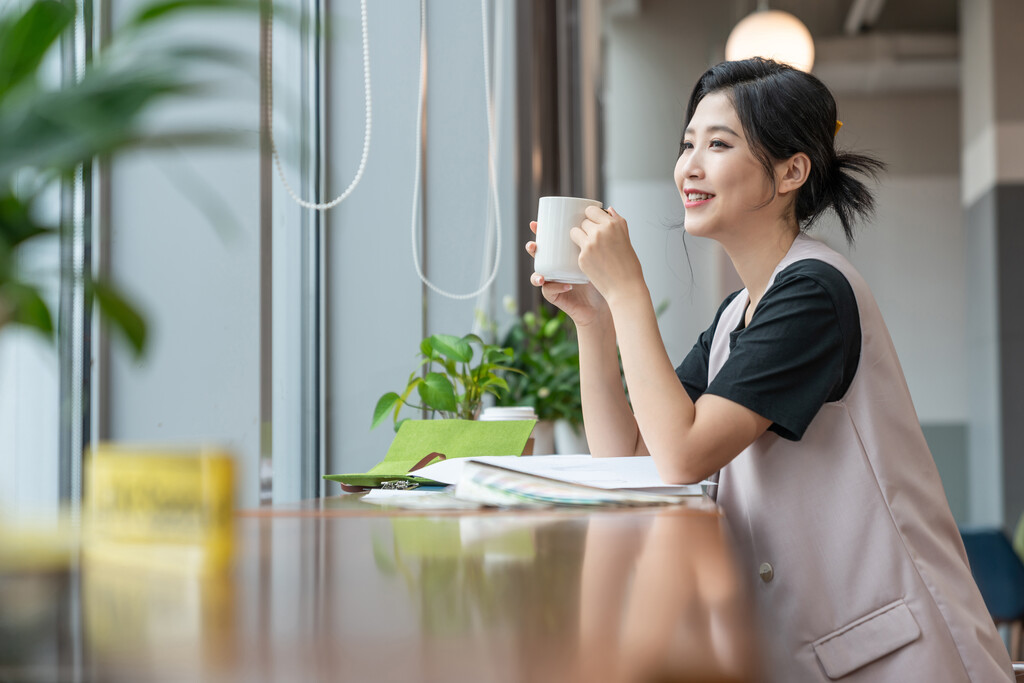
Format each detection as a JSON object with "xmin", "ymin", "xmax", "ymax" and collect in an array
[
  {"xmin": 530, "ymin": 272, "xmax": 572, "ymax": 296},
  {"xmin": 580, "ymin": 205, "xmax": 618, "ymax": 235},
  {"xmin": 544, "ymin": 282, "xmax": 574, "ymax": 298},
  {"xmin": 569, "ymin": 225, "xmax": 587, "ymax": 247},
  {"xmin": 525, "ymin": 222, "xmax": 539, "ymax": 259}
]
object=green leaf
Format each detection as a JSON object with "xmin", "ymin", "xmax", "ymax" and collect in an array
[
  {"xmin": 398, "ymin": 377, "xmax": 423, "ymax": 406},
  {"xmin": 482, "ymin": 376, "xmax": 509, "ymax": 392},
  {"xmin": 0, "ymin": 282, "xmax": 53, "ymax": 336},
  {"xmin": 127, "ymin": 0, "xmax": 260, "ymax": 26},
  {"xmin": 418, "ymin": 372, "xmax": 457, "ymax": 412},
  {"xmin": 0, "ymin": 71, "xmax": 190, "ymax": 184},
  {"xmin": 91, "ymin": 278, "xmax": 147, "ymax": 357},
  {"xmin": 542, "ymin": 317, "xmax": 561, "ymax": 338},
  {"xmin": 484, "ymin": 385, "xmax": 506, "ymax": 399},
  {"xmin": 0, "ymin": 0, "xmax": 75, "ymax": 101},
  {"xmin": 483, "ymin": 346, "xmax": 513, "ymax": 364},
  {"xmin": 0, "ymin": 195, "xmax": 53, "ymax": 247},
  {"xmin": 428, "ymin": 334, "xmax": 472, "ymax": 363},
  {"xmin": 655, "ymin": 298, "xmax": 671, "ymax": 318},
  {"xmin": 371, "ymin": 392, "xmax": 400, "ymax": 430}
]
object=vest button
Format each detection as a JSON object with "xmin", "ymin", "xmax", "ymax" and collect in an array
[{"xmin": 759, "ymin": 562, "xmax": 774, "ymax": 583}]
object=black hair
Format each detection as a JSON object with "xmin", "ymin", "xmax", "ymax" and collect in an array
[{"xmin": 681, "ymin": 57, "xmax": 885, "ymax": 243}]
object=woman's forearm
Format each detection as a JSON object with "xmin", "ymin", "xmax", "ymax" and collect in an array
[
  {"xmin": 604, "ymin": 283, "xmax": 701, "ymax": 478},
  {"xmin": 576, "ymin": 312, "xmax": 646, "ymax": 457}
]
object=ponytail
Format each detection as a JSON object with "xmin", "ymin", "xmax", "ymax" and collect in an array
[{"xmin": 821, "ymin": 151, "xmax": 886, "ymax": 244}]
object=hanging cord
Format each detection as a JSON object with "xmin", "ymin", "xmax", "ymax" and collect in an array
[
  {"xmin": 265, "ymin": 0, "xmax": 372, "ymax": 210},
  {"xmin": 410, "ymin": 0, "xmax": 502, "ymax": 300},
  {"xmin": 471, "ymin": 0, "xmax": 504, "ymax": 335}
]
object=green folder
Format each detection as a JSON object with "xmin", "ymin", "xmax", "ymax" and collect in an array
[{"xmin": 324, "ymin": 419, "xmax": 536, "ymax": 489}]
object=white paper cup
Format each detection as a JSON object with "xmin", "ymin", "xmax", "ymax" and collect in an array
[
  {"xmin": 534, "ymin": 196, "xmax": 602, "ymax": 284},
  {"xmin": 479, "ymin": 407, "xmax": 538, "ymax": 421},
  {"xmin": 479, "ymin": 406, "xmax": 539, "ymax": 455}
]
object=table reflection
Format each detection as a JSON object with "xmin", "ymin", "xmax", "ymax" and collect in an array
[
  {"xmin": 578, "ymin": 508, "xmax": 759, "ymax": 683},
  {"xmin": 1, "ymin": 500, "xmax": 760, "ymax": 682}
]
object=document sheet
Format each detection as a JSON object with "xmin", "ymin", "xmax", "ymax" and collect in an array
[{"xmin": 413, "ymin": 455, "xmax": 704, "ymax": 496}]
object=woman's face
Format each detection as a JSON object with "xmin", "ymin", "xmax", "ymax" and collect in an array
[{"xmin": 674, "ymin": 92, "xmax": 775, "ymax": 241}]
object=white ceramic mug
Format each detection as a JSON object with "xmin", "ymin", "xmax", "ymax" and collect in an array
[{"xmin": 533, "ymin": 196, "xmax": 603, "ymax": 284}]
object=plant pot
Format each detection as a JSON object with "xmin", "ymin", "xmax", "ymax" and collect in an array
[
  {"xmin": 531, "ymin": 420, "xmax": 555, "ymax": 455},
  {"xmin": 554, "ymin": 419, "xmax": 589, "ymax": 454}
]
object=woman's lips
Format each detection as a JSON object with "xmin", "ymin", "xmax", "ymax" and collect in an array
[{"xmin": 684, "ymin": 193, "xmax": 714, "ymax": 209}]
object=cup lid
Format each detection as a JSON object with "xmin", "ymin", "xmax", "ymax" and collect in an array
[{"xmin": 479, "ymin": 406, "xmax": 538, "ymax": 420}]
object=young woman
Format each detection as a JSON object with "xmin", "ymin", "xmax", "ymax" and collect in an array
[{"xmin": 527, "ymin": 58, "xmax": 1012, "ymax": 681}]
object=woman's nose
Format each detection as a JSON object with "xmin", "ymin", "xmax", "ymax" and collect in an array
[{"xmin": 676, "ymin": 151, "xmax": 703, "ymax": 180}]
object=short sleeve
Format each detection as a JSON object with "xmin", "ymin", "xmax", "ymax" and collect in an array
[
  {"xmin": 676, "ymin": 292, "xmax": 741, "ymax": 403},
  {"xmin": 702, "ymin": 261, "xmax": 860, "ymax": 441}
]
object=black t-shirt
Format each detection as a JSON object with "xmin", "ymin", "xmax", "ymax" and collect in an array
[{"xmin": 675, "ymin": 259, "xmax": 861, "ymax": 441}]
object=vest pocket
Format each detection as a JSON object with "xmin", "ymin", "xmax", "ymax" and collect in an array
[{"xmin": 811, "ymin": 599, "xmax": 921, "ymax": 679}]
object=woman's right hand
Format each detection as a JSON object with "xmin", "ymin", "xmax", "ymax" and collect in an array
[{"xmin": 526, "ymin": 221, "xmax": 611, "ymax": 328}]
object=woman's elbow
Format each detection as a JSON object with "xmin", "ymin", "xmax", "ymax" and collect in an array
[{"xmin": 651, "ymin": 453, "xmax": 710, "ymax": 485}]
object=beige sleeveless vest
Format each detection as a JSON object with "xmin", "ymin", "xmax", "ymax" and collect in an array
[{"xmin": 708, "ymin": 234, "xmax": 1012, "ymax": 681}]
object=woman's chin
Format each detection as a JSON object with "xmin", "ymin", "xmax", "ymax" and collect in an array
[{"xmin": 682, "ymin": 218, "xmax": 713, "ymax": 238}]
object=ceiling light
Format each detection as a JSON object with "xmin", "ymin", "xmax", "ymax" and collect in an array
[{"xmin": 725, "ymin": 5, "xmax": 815, "ymax": 73}]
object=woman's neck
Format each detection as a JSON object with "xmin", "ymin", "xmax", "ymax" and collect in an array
[{"xmin": 722, "ymin": 223, "xmax": 799, "ymax": 313}]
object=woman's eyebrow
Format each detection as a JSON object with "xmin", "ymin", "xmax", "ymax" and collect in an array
[{"xmin": 683, "ymin": 124, "xmax": 740, "ymax": 137}]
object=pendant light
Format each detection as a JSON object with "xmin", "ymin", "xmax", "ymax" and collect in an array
[{"xmin": 725, "ymin": 1, "xmax": 815, "ymax": 73}]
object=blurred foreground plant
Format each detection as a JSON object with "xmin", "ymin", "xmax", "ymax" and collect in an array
[{"xmin": 0, "ymin": 0, "xmax": 257, "ymax": 353}]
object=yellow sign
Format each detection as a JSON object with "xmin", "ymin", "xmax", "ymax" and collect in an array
[{"xmin": 84, "ymin": 445, "xmax": 235, "ymax": 574}]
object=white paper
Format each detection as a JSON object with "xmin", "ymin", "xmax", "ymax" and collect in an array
[
  {"xmin": 361, "ymin": 489, "xmax": 482, "ymax": 510},
  {"xmin": 413, "ymin": 455, "xmax": 705, "ymax": 495}
]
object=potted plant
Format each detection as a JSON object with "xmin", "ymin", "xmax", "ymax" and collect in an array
[
  {"xmin": 371, "ymin": 333, "xmax": 517, "ymax": 431},
  {"xmin": 495, "ymin": 298, "xmax": 667, "ymax": 454},
  {"xmin": 0, "ymin": 0, "xmax": 257, "ymax": 352},
  {"xmin": 496, "ymin": 301, "xmax": 586, "ymax": 454}
]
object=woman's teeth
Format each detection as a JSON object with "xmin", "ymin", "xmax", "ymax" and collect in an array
[{"xmin": 687, "ymin": 193, "xmax": 713, "ymax": 201}]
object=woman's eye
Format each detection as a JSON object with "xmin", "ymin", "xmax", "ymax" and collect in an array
[
  {"xmin": 681, "ymin": 141, "xmax": 694, "ymax": 151},
  {"xmin": 710, "ymin": 139, "xmax": 730, "ymax": 149}
]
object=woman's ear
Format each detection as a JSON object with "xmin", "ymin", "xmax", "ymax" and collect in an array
[{"xmin": 777, "ymin": 153, "xmax": 811, "ymax": 195}]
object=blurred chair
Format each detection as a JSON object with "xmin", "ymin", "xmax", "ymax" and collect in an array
[
  {"xmin": 960, "ymin": 527, "xmax": 1024, "ymax": 661},
  {"xmin": 1014, "ymin": 513, "xmax": 1024, "ymax": 563}
]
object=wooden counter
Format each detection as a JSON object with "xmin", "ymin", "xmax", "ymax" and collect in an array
[{"xmin": 1, "ymin": 496, "xmax": 760, "ymax": 682}]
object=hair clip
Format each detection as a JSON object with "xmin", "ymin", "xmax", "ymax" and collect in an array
[{"xmin": 835, "ymin": 120, "xmax": 843, "ymax": 137}]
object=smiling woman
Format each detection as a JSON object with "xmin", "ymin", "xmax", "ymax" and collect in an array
[{"xmin": 525, "ymin": 57, "xmax": 1014, "ymax": 682}]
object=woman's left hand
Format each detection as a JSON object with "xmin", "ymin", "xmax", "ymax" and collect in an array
[{"xmin": 570, "ymin": 206, "xmax": 645, "ymax": 302}]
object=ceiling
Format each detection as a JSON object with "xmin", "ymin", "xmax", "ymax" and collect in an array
[
  {"xmin": 726, "ymin": 0, "xmax": 961, "ymax": 93},
  {"xmin": 601, "ymin": 0, "xmax": 962, "ymax": 93},
  {"xmin": 732, "ymin": 0, "xmax": 958, "ymax": 38}
]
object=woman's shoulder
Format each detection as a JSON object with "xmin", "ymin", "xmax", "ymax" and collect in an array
[
  {"xmin": 716, "ymin": 289, "xmax": 743, "ymax": 314},
  {"xmin": 768, "ymin": 258, "xmax": 858, "ymax": 315},
  {"xmin": 760, "ymin": 259, "xmax": 861, "ymax": 389}
]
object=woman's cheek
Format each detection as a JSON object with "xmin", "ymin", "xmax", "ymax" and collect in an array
[{"xmin": 672, "ymin": 157, "xmax": 686, "ymax": 195}]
